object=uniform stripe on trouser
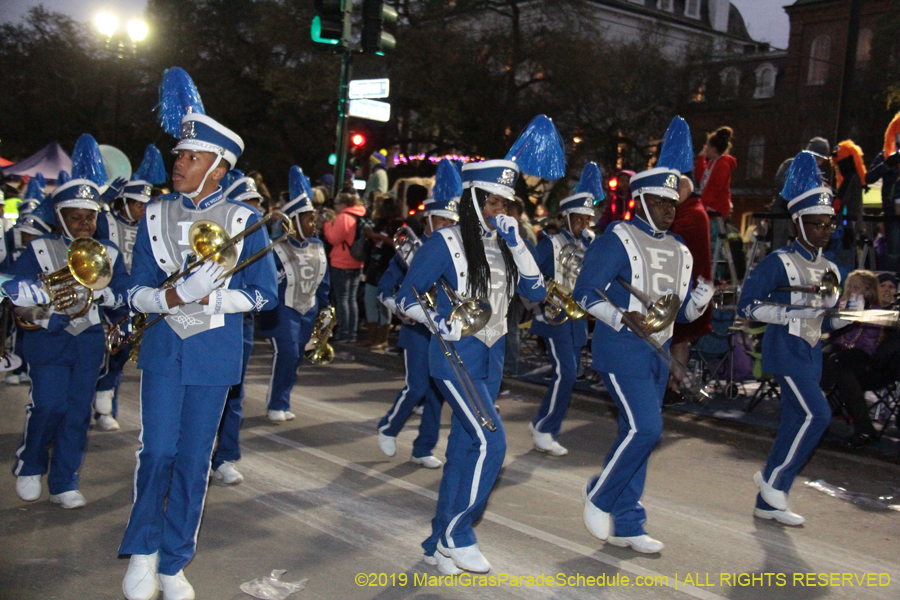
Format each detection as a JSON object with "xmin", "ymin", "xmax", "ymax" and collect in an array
[
  {"xmin": 586, "ymin": 373, "xmax": 636, "ymax": 500},
  {"xmin": 12, "ymin": 363, "xmax": 35, "ymax": 476},
  {"xmin": 265, "ymin": 338, "xmax": 280, "ymax": 409},
  {"xmin": 768, "ymin": 375, "xmax": 813, "ymax": 487},
  {"xmin": 534, "ymin": 338, "xmax": 562, "ymax": 432},
  {"xmin": 379, "ymin": 350, "xmax": 412, "ymax": 433},
  {"xmin": 441, "ymin": 379, "xmax": 488, "ymax": 547}
]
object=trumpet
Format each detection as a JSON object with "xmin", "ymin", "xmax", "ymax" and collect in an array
[
  {"xmin": 541, "ymin": 243, "xmax": 586, "ymax": 326},
  {"xmin": 305, "ymin": 306, "xmax": 337, "ymax": 365},
  {"xmin": 393, "ymin": 225, "xmax": 422, "ymax": 267},
  {"xmin": 776, "ymin": 270, "xmax": 839, "ymax": 299},
  {"xmin": 412, "ymin": 285, "xmax": 496, "ymax": 431},
  {"xmin": 108, "ymin": 213, "xmax": 294, "ymax": 359},
  {"xmin": 14, "ymin": 237, "xmax": 114, "ymax": 328}
]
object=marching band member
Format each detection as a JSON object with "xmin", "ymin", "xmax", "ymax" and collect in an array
[
  {"xmin": 375, "ymin": 158, "xmax": 460, "ymax": 469},
  {"xmin": 258, "ymin": 167, "xmax": 330, "ymax": 423},
  {"xmin": 574, "ymin": 117, "xmax": 712, "ymax": 554},
  {"xmin": 10, "ymin": 134, "xmax": 129, "ymax": 510},
  {"xmin": 738, "ymin": 151, "xmax": 843, "ymax": 526},
  {"xmin": 209, "ymin": 170, "xmax": 267, "ymax": 485},
  {"xmin": 119, "ymin": 68, "xmax": 277, "ymax": 600},
  {"xmin": 93, "ymin": 145, "xmax": 166, "ymax": 432},
  {"xmin": 528, "ymin": 162, "xmax": 603, "ymax": 456},
  {"xmin": 397, "ymin": 116, "xmax": 561, "ymax": 574}
]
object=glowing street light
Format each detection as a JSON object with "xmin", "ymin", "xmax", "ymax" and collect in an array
[
  {"xmin": 95, "ymin": 12, "xmax": 118, "ymax": 37},
  {"xmin": 127, "ymin": 20, "xmax": 148, "ymax": 42}
]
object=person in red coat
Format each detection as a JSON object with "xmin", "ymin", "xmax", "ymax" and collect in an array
[
  {"xmin": 668, "ymin": 176, "xmax": 712, "ymax": 399},
  {"xmin": 695, "ymin": 126, "xmax": 737, "ymax": 221}
]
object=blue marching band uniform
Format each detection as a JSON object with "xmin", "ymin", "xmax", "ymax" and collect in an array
[
  {"xmin": 574, "ymin": 117, "xmax": 712, "ymax": 554},
  {"xmin": 528, "ymin": 162, "xmax": 603, "ymax": 456},
  {"xmin": 94, "ymin": 147, "xmax": 166, "ymax": 431},
  {"xmin": 375, "ymin": 158, "xmax": 461, "ymax": 469},
  {"xmin": 258, "ymin": 166, "xmax": 330, "ymax": 422},
  {"xmin": 118, "ymin": 69, "xmax": 278, "ymax": 600},
  {"xmin": 738, "ymin": 150, "xmax": 846, "ymax": 526},
  {"xmin": 10, "ymin": 137, "xmax": 130, "ymax": 509},
  {"xmin": 396, "ymin": 116, "xmax": 563, "ymax": 575}
]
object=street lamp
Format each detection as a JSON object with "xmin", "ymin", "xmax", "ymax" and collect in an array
[{"xmin": 127, "ymin": 20, "xmax": 148, "ymax": 43}]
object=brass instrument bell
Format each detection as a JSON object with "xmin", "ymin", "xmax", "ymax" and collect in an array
[
  {"xmin": 776, "ymin": 270, "xmax": 839, "ymax": 305},
  {"xmin": 616, "ymin": 277, "xmax": 681, "ymax": 334},
  {"xmin": 392, "ymin": 225, "xmax": 422, "ymax": 267},
  {"xmin": 541, "ymin": 244, "xmax": 586, "ymax": 326},
  {"xmin": 440, "ymin": 279, "xmax": 491, "ymax": 337},
  {"xmin": 306, "ymin": 306, "xmax": 337, "ymax": 365}
]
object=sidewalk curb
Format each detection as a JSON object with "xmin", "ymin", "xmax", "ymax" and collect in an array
[{"xmin": 335, "ymin": 342, "xmax": 900, "ymax": 470}]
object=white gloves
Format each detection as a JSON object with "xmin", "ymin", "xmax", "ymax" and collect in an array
[
  {"xmin": 580, "ymin": 229, "xmax": 596, "ymax": 247},
  {"xmin": 489, "ymin": 215, "xmax": 522, "ymax": 248},
  {"xmin": 176, "ymin": 261, "xmax": 225, "ymax": 304},
  {"xmin": 93, "ymin": 287, "xmax": 121, "ymax": 308},
  {"xmin": 382, "ymin": 296, "xmax": 398, "ymax": 316},
  {"xmin": 431, "ymin": 311, "xmax": 463, "ymax": 341},
  {"xmin": 10, "ymin": 282, "xmax": 50, "ymax": 308},
  {"xmin": 685, "ymin": 279, "xmax": 714, "ymax": 321}
]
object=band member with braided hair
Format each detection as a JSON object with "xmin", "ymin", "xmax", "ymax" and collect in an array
[
  {"xmin": 528, "ymin": 162, "xmax": 603, "ymax": 456},
  {"xmin": 397, "ymin": 116, "xmax": 563, "ymax": 575},
  {"xmin": 375, "ymin": 159, "xmax": 460, "ymax": 469},
  {"xmin": 574, "ymin": 117, "xmax": 713, "ymax": 554}
]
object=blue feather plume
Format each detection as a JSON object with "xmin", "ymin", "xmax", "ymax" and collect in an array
[
  {"xmin": 134, "ymin": 145, "xmax": 167, "ymax": 184},
  {"xmin": 657, "ymin": 116, "xmax": 694, "ymax": 174},
  {"xmin": 156, "ymin": 67, "xmax": 205, "ymax": 137},
  {"xmin": 23, "ymin": 178, "xmax": 44, "ymax": 202},
  {"xmin": 781, "ymin": 151, "xmax": 822, "ymax": 201},
  {"xmin": 505, "ymin": 115, "xmax": 567, "ymax": 180},
  {"xmin": 57, "ymin": 171, "xmax": 70, "ymax": 185},
  {"xmin": 35, "ymin": 173, "xmax": 46, "ymax": 189},
  {"xmin": 34, "ymin": 192, "xmax": 57, "ymax": 226},
  {"xmin": 70, "ymin": 134, "xmax": 108, "ymax": 185},
  {"xmin": 574, "ymin": 162, "xmax": 605, "ymax": 204},
  {"xmin": 220, "ymin": 169, "xmax": 244, "ymax": 193},
  {"xmin": 432, "ymin": 158, "xmax": 463, "ymax": 201},
  {"xmin": 289, "ymin": 166, "xmax": 313, "ymax": 201}
]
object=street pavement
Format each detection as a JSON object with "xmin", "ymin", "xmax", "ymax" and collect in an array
[{"xmin": 1, "ymin": 340, "xmax": 899, "ymax": 599}]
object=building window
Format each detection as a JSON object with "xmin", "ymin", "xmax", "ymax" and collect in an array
[
  {"xmin": 690, "ymin": 73, "xmax": 707, "ymax": 102},
  {"xmin": 657, "ymin": 0, "xmax": 674, "ymax": 12},
  {"xmin": 753, "ymin": 63, "xmax": 776, "ymax": 99},
  {"xmin": 807, "ymin": 35, "xmax": 831, "ymax": 85},
  {"xmin": 684, "ymin": 0, "xmax": 701, "ymax": 18},
  {"xmin": 747, "ymin": 136, "xmax": 765, "ymax": 180},
  {"xmin": 856, "ymin": 28, "xmax": 873, "ymax": 63},
  {"xmin": 719, "ymin": 67, "xmax": 740, "ymax": 100}
]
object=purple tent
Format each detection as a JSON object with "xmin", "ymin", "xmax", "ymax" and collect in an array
[{"xmin": 2, "ymin": 141, "xmax": 72, "ymax": 180}]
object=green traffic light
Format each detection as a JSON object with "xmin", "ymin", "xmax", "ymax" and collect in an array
[
  {"xmin": 311, "ymin": 16, "xmax": 339, "ymax": 45},
  {"xmin": 328, "ymin": 153, "xmax": 337, "ymax": 166}
]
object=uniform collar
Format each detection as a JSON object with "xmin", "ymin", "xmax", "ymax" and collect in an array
[
  {"xmin": 631, "ymin": 216, "xmax": 666, "ymax": 239},
  {"xmin": 181, "ymin": 187, "xmax": 224, "ymax": 211},
  {"xmin": 791, "ymin": 239, "xmax": 818, "ymax": 261},
  {"xmin": 560, "ymin": 228, "xmax": 575, "ymax": 244}
]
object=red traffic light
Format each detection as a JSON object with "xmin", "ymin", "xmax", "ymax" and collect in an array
[
  {"xmin": 351, "ymin": 133, "xmax": 366, "ymax": 147},
  {"xmin": 608, "ymin": 177, "xmax": 618, "ymax": 191}
]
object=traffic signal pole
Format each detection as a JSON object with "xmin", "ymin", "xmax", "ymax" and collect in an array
[{"xmin": 333, "ymin": 48, "xmax": 352, "ymax": 197}]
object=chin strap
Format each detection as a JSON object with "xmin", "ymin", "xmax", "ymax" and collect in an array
[
  {"xmin": 636, "ymin": 193, "xmax": 662, "ymax": 233},
  {"xmin": 55, "ymin": 208, "xmax": 75, "ymax": 240},
  {"xmin": 794, "ymin": 217, "xmax": 823, "ymax": 259},
  {"xmin": 294, "ymin": 214, "xmax": 305, "ymax": 241},
  {"xmin": 184, "ymin": 159, "xmax": 221, "ymax": 199},
  {"xmin": 427, "ymin": 215, "xmax": 435, "ymax": 235}
]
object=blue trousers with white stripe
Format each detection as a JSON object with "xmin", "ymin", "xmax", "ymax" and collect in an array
[
  {"xmin": 212, "ymin": 317, "xmax": 254, "ymax": 470},
  {"xmin": 265, "ymin": 320, "xmax": 314, "ymax": 413},
  {"xmin": 95, "ymin": 340, "xmax": 129, "ymax": 417},
  {"xmin": 756, "ymin": 374, "xmax": 831, "ymax": 510},
  {"xmin": 585, "ymin": 370, "xmax": 666, "ymax": 538},
  {"xmin": 14, "ymin": 330, "xmax": 105, "ymax": 495},
  {"xmin": 377, "ymin": 339, "xmax": 443, "ymax": 458},
  {"xmin": 422, "ymin": 343, "xmax": 506, "ymax": 555},
  {"xmin": 532, "ymin": 335, "xmax": 581, "ymax": 438},
  {"xmin": 118, "ymin": 369, "xmax": 228, "ymax": 576}
]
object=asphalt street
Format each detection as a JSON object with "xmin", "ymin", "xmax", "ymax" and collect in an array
[{"xmin": 1, "ymin": 340, "xmax": 898, "ymax": 600}]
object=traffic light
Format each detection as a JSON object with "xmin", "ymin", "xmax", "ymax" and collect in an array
[
  {"xmin": 312, "ymin": 0, "xmax": 350, "ymax": 47},
  {"xmin": 351, "ymin": 133, "xmax": 366, "ymax": 147},
  {"xmin": 361, "ymin": 0, "xmax": 397, "ymax": 55},
  {"xmin": 608, "ymin": 176, "xmax": 618, "ymax": 191},
  {"xmin": 348, "ymin": 132, "xmax": 367, "ymax": 169}
]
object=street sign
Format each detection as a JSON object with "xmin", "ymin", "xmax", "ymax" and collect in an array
[
  {"xmin": 348, "ymin": 78, "xmax": 390, "ymax": 99},
  {"xmin": 348, "ymin": 99, "xmax": 391, "ymax": 122}
]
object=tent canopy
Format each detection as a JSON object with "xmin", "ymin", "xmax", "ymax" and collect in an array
[{"xmin": 2, "ymin": 141, "xmax": 72, "ymax": 180}]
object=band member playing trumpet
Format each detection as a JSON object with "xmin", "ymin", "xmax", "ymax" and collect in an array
[
  {"xmin": 119, "ymin": 68, "xmax": 277, "ymax": 600},
  {"xmin": 738, "ymin": 151, "xmax": 843, "ymax": 526},
  {"xmin": 574, "ymin": 117, "xmax": 713, "ymax": 554},
  {"xmin": 397, "ymin": 116, "xmax": 561, "ymax": 575},
  {"xmin": 93, "ymin": 145, "xmax": 166, "ymax": 432},
  {"xmin": 258, "ymin": 166, "xmax": 330, "ymax": 423},
  {"xmin": 528, "ymin": 162, "xmax": 603, "ymax": 456},
  {"xmin": 9, "ymin": 134, "xmax": 129, "ymax": 511},
  {"xmin": 375, "ymin": 159, "xmax": 460, "ymax": 469}
]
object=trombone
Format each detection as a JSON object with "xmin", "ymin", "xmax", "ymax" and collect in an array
[
  {"xmin": 542, "ymin": 244, "xmax": 586, "ymax": 326},
  {"xmin": 411, "ymin": 285, "xmax": 496, "ymax": 431},
  {"xmin": 107, "ymin": 213, "xmax": 294, "ymax": 359},
  {"xmin": 393, "ymin": 225, "xmax": 422, "ymax": 268},
  {"xmin": 615, "ymin": 277, "xmax": 681, "ymax": 334},
  {"xmin": 305, "ymin": 306, "xmax": 337, "ymax": 365}
]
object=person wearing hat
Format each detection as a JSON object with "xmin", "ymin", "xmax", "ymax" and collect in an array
[
  {"xmin": 866, "ymin": 112, "xmax": 900, "ymax": 271},
  {"xmin": 574, "ymin": 117, "xmax": 713, "ymax": 554},
  {"xmin": 397, "ymin": 116, "xmax": 561, "ymax": 574},
  {"xmin": 528, "ymin": 162, "xmax": 603, "ymax": 456},
  {"xmin": 771, "ymin": 136, "xmax": 832, "ymax": 249},
  {"xmin": 119, "ymin": 68, "xmax": 278, "ymax": 600},
  {"xmin": 738, "ymin": 150, "xmax": 849, "ymax": 526},
  {"xmin": 877, "ymin": 271, "xmax": 897, "ymax": 309},
  {"xmin": 207, "ymin": 170, "xmax": 268, "ymax": 486},
  {"xmin": 93, "ymin": 145, "xmax": 167, "ymax": 433},
  {"xmin": 257, "ymin": 166, "xmax": 330, "ymax": 424},
  {"xmin": 9, "ymin": 135, "xmax": 130, "ymax": 511},
  {"xmin": 375, "ymin": 159, "xmax": 459, "ymax": 470},
  {"xmin": 364, "ymin": 151, "xmax": 389, "ymax": 207}
]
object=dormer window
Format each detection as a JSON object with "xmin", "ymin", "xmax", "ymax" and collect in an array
[
  {"xmin": 657, "ymin": 0, "xmax": 674, "ymax": 12},
  {"xmin": 753, "ymin": 63, "xmax": 776, "ymax": 99},
  {"xmin": 685, "ymin": 0, "xmax": 701, "ymax": 18}
]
